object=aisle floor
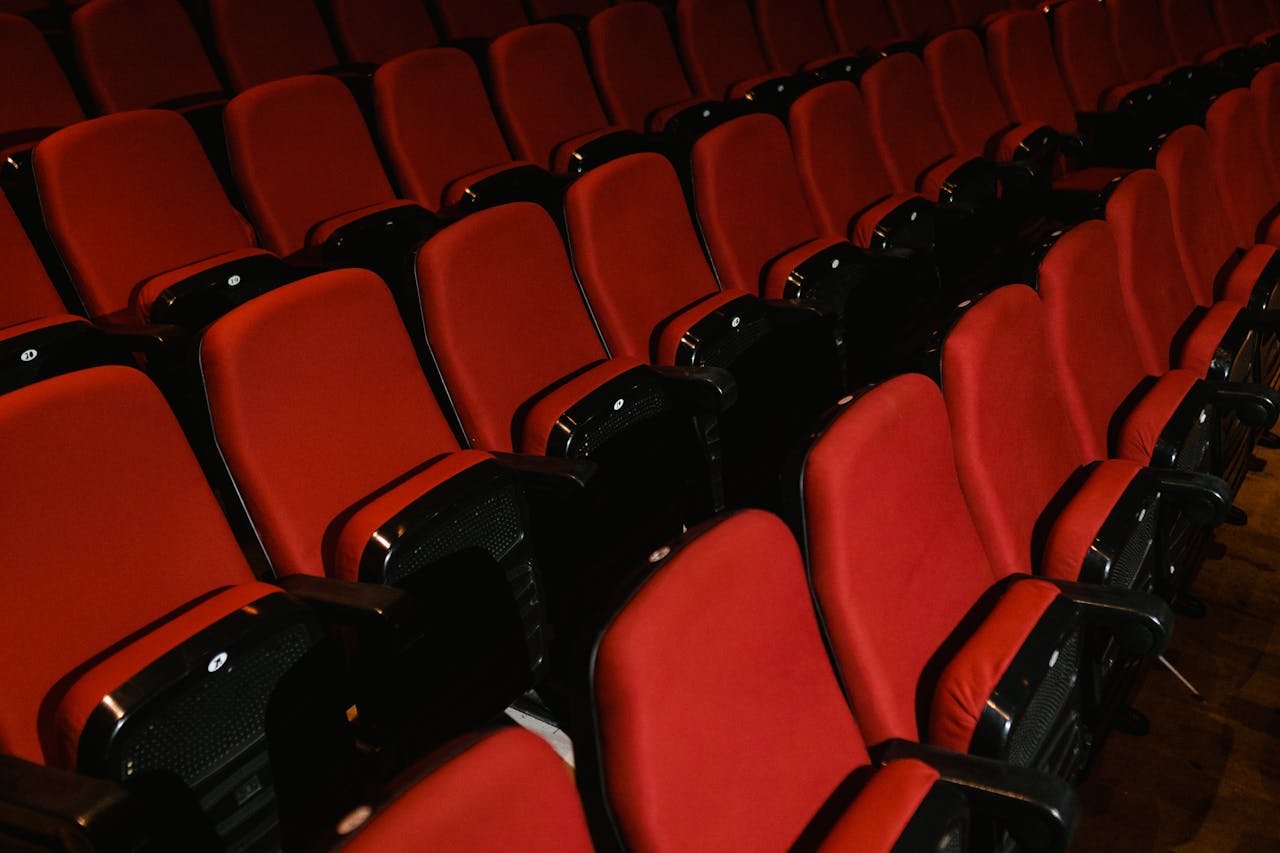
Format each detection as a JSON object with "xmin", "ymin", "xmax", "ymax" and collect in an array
[{"xmin": 1073, "ymin": 446, "xmax": 1280, "ymax": 850}]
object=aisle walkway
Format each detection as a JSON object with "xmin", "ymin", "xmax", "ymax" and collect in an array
[{"xmin": 1074, "ymin": 446, "xmax": 1280, "ymax": 850}]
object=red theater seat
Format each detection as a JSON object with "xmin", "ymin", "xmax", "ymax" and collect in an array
[
  {"xmin": 753, "ymin": 0, "xmax": 858, "ymax": 75},
  {"xmin": 433, "ymin": 0, "xmax": 528, "ymax": 40},
  {"xmin": 824, "ymin": 0, "xmax": 905, "ymax": 53},
  {"xmin": 676, "ymin": 0, "xmax": 792, "ymax": 106},
  {"xmin": 887, "ymin": 0, "xmax": 957, "ymax": 40},
  {"xmin": 33, "ymin": 110, "xmax": 282, "ymax": 328},
  {"xmin": 224, "ymin": 74, "xmax": 427, "ymax": 264}
]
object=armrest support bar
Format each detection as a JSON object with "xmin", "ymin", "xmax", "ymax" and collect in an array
[
  {"xmin": 1148, "ymin": 468, "xmax": 1233, "ymax": 527},
  {"xmin": 489, "ymin": 451, "xmax": 597, "ymax": 493},
  {"xmin": 1028, "ymin": 579, "xmax": 1174, "ymax": 657},
  {"xmin": 871, "ymin": 740, "xmax": 1079, "ymax": 853},
  {"xmin": 1205, "ymin": 381, "xmax": 1280, "ymax": 429},
  {"xmin": 276, "ymin": 575, "xmax": 424, "ymax": 653}
]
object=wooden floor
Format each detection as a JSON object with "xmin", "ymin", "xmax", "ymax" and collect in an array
[{"xmin": 1073, "ymin": 446, "xmax": 1280, "ymax": 851}]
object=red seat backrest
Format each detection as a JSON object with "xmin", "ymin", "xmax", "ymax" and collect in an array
[
  {"xmin": 677, "ymin": 0, "xmax": 774, "ymax": 99},
  {"xmin": 588, "ymin": 3, "xmax": 697, "ymax": 133},
  {"xmin": 34, "ymin": 111, "xmax": 256, "ymax": 321},
  {"xmin": 1161, "ymin": 0, "xmax": 1226, "ymax": 63},
  {"xmin": 1109, "ymin": 0, "xmax": 1180, "ymax": 81},
  {"xmin": 434, "ymin": 0, "xmax": 528, "ymax": 40},
  {"xmin": 224, "ymin": 75, "xmax": 398, "ymax": 259},
  {"xmin": 565, "ymin": 153, "xmax": 722, "ymax": 361},
  {"xmin": 413, "ymin": 203, "xmax": 610, "ymax": 452},
  {"xmin": 1204, "ymin": 89, "xmax": 1280, "ymax": 249},
  {"xmin": 985, "ymin": 10, "xmax": 1080, "ymax": 134},
  {"xmin": 941, "ymin": 284, "xmax": 1093, "ymax": 578},
  {"xmin": 788, "ymin": 82, "xmax": 899, "ymax": 237},
  {"xmin": 374, "ymin": 48, "xmax": 517, "ymax": 209},
  {"xmin": 488, "ymin": 23, "xmax": 612, "ymax": 170},
  {"xmin": 690, "ymin": 113, "xmax": 822, "ymax": 295},
  {"xmin": 0, "ymin": 365, "xmax": 254, "ymax": 764},
  {"xmin": 800, "ymin": 374, "xmax": 999, "ymax": 744},
  {"xmin": 888, "ymin": 0, "xmax": 957, "ymax": 40},
  {"xmin": 824, "ymin": 0, "xmax": 903, "ymax": 52},
  {"xmin": 753, "ymin": 0, "xmax": 842, "ymax": 72},
  {"xmin": 72, "ymin": 0, "xmax": 223, "ymax": 113},
  {"xmin": 925, "ymin": 28, "xmax": 1012, "ymax": 158},
  {"xmin": 1052, "ymin": 0, "xmax": 1127, "ymax": 111},
  {"xmin": 861, "ymin": 52, "xmax": 957, "ymax": 191},
  {"xmin": 199, "ymin": 269, "xmax": 463, "ymax": 578},
  {"xmin": 0, "ymin": 193, "xmax": 65, "ymax": 328},
  {"xmin": 0, "ymin": 13, "xmax": 84, "ymax": 145}
]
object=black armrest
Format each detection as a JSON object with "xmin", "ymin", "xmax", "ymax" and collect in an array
[
  {"xmin": 320, "ymin": 203, "xmax": 439, "ymax": 282},
  {"xmin": 1148, "ymin": 468, "xmax": 1233, "ymax": 527},
  {"xmin": 490, "ymin": 451, "xmax": 597, "ymax": 493},
  {"xmin": 1240, "ymin": 307, "xmax": 1280, "ymax": 333},
  {"xmin": 651, "ymin": 364, "xmax": 739, "ymax": 415},
  {"xmin": 562, "ymin": 130, "xmax": 652, "ymax": 176},
  {"xmin": 0, "ymin": 756, "xmax": 213, "ymax": 853},
  {"xmin": 1205, "ymin": 381, "xmax": 1280, "ymax": 429},
  {"xmin": 1059, "ymin": 132, "xmax": 1088, "ymax": 156},
  {"xmin": 871, "ymin": 740, "xmax": 1079, "ymax": 853},
  {"xmin": 1022, "ymin": 578, "xmax": 1174, "ymax": 657},
  {"xmin": 441, "ymin": 164, "xmax": 566, "ymax": 217},
  {"xmin": 98, "ymin": 321, "xmax": 188, "ymax": 361},
  {"xmin": 276, "ymin": 574, "xmax": 424, "ymax": 652}
]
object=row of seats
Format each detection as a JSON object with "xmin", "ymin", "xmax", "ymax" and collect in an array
[{"xmin": 6, "ymin": 0, "xmax": 1280, "ymax": 850}]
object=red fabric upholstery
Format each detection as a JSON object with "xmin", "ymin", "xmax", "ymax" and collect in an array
[
  {"xmin": 1162, "ymin": 0, "xmax": 1228, "ymax": 63},
  {"xmin": 929, "ymin": 578, "xmax": 1060, "ymax": 753},
  {"xmin": 1053, "ymin": 0, "xmax": 1137, "ymax": 112},
  {"xmin": 925, "ymin": 29, "xmax": 1014, "ymax": 160},
  {"xmin": 802, "ymin": 374, "xmax": 999, "ymax": 745},
  {"xmin": 592, "ymin": 510, "xmax": 871, "ymax": 851},
  {"xmin": 1223, "ymin": 244, "xmax": 1280, "ymax": 305},
  {"xmin": 1215, "ymin": 0, "xmax": 1280, "ymax": 43},
  {"xmin": 677, "ymin": 0, "xmax": 782, "ymax": 99},
  {"xmin": 488, "ymin": 23, "xmax": 618, "ymax": 172},
  {"xmin": 414, "ymin": 203, "xmax": 610, "ymax": 452},
  {"xmin": 1109, "ymin": 0, "xmax": 1183, "ymax": 81},
  {"xmin": 50, "ymin": 583, "xmax": 282, "ymax": 769},
  {"xmin": 824, "ymin": 0, "xmax": 903, "ymax": 53},
  {"xmin": 754, "ymin": 0, "xmax": 844, "ymax": 72},
  {"xmin": 72, "ymin": 0, "xmax": 222, "ymax": 114},
  {"xmin": 225, "ymin": 75, "xmax": 399, "ymax": 259},
  {"xmin": 588, "ymin": 3, "xmax": 698, "ymax": 134},
  {"xmin": 1205, "ymin": 90, "xmax": 1280, "ymax": 250},
  {"xmin": 0, "ymin": 13, "xmax": 84, "ymax": 149},
  {"xmin": 340, "ymin": 728, "xmax": 593, "ymax": 852},
  {"xmin": 861, "ymin": 53, "xmax": 960, "ymax": 194},
  {"xmin": 816, "ymin": 759, "xmax": 941, "ymax": 852},
  {"xmin": 1106, "ymin": 169, "xmax": 1246, "ymax": 376},
  {"xmin": 329, "ymin": 0, "xmax": 438, "ymax": 65},
  {"xmin": 942, "ymin": 285, "xmax": 1093, "ymax": 579},
  {"xmin": 888, "ymin": 0, "xmax": 957, "ymax": 40},
  {"xmin": 1252, "ymin": 65, "xmax": 1280, "ymax": 191},
  {"xmin": 518, "ymin": 356, "xmax": 649, "ymax": 454},
  {"xmin": 565, "ymin": 153, "xmax": 724, "ymax": 361},
  {"xmin": 1037, "ymin": 221, "xmax": 1174, "ymax": 460},
  {"xmin": 0, "ymin": 193, "xmax": 64, "ymax": 327},
  {"xmin": 985, "ymin": 10, "xmax": 1081, "ymax": 135},
  {"xmin": 34, "ymin": 110, "xmax": 257, "ymax": 322},
  {"xmin": 789, "ymin": 83, "xmax": 903, "ymax": 239},
  {"xmin": 374, "ymin": 48, "xmax": 517, "ymax": 210},
  {"xmin": 0, "ymin": 365, "xmax": 256, "ymax": 764},
  {"xmin": 690, "ymin": 114, "xmax": 823, "ymax": 296},
  {"xmin": 434, "ymin": 0, "xmax": 528, "ymax": 40},
  {"xmin": 209, "ymin": 0, "xmax": 339, "ymax": 92},
  {"xmin": 1115, "ymin": 369, "xmax": 1204, "ymax": 464},
  {"xmin": 199, "ymin": 269, "xmax": 464, "ymax": 578},
  {"xmin": 1042, "ymin": 459, "xmax": 1147, "ymax": 581},
  {"xmin": 332, "ymin": 450, "xmax": 494, "ymax": 582},
  {"xmin": 1156, "ymin": 126, "xmax": 1248, "ymax": 305}
]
